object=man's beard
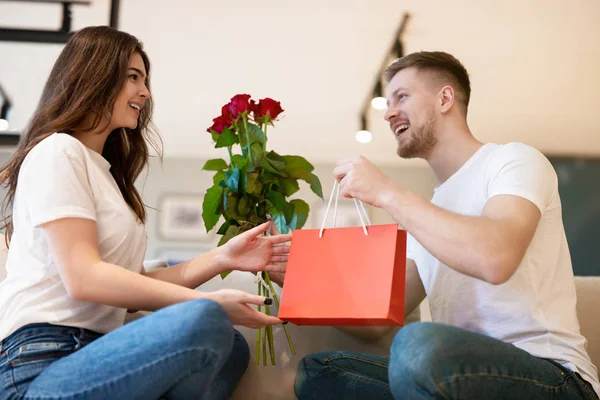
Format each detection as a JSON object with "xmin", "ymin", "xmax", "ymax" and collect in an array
[{"xmin": 397, "ymin": 110, "xmax": 437, "ymax": 159}]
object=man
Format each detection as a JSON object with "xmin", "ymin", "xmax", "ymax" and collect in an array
[{"xmin": 293, "ymin": 51, "xmax": 600, "ymax": 400}]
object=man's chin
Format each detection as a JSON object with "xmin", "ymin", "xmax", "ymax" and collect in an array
[{"xmin": 397, "ymin": 145, "xmax": 419, "ymax": 159}]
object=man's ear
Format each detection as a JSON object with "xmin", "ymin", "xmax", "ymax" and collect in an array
[{"xmin": 439, "ymin": 85, "xmax": 455, "ymax": 114}]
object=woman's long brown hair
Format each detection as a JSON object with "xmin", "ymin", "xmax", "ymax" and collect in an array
[{"xmin": 0, "ymin": 26, "xmax": 162, "ymax": 245}]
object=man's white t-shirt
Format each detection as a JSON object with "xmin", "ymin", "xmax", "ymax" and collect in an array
[
  {"xmin": 0, "ymin": 133, "xmax": 147, "ymax": 340},
  {"xmin": 407, "ymin": 142, "xmax": 600, "ymax": 396}
]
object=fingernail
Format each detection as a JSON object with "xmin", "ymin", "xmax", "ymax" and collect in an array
[
  {"xmin": 282, "ymin": 321, "xmax": 288, "ymax": 325},
  {"xmin": 264, "ymin": 298, "xmax": 273, "ymax": 305}
]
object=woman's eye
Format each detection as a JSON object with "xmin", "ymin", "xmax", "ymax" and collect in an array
[{"xmin": 129, "ymin": 74, "xmax": 138, "ymax": 81}]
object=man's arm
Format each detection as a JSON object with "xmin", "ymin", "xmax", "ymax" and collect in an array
[
  {"xmin": 383, "ymin": 191, "xmax": 540, "ymax": 285},
  {"xmin": 338, "ymin": 259, "xmax": 426, "ymax": 342},
  {"xmin": 333, "ymin": 154, "xmax": 546, "ymax": 286}
]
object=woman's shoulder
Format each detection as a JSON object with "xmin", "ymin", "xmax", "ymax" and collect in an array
[
  {"xmin": 21, "ymin": 133, "xmax": 89, "ymax": 175},
  {"xmin": 35, "ymin": 133, "xmax": 87, "ymax": 155},
  {"xmin": 27, "ymin": 133, "xmax": 87, "ymax": 162}
]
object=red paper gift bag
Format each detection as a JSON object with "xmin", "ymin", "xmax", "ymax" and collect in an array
[{"xmin": 278, "ymin": 223, "xmax": 407, "ymax": 326}]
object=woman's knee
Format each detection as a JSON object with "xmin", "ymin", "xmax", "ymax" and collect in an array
[
  {"xmin": 230, "ymin": 330, "xmax": 250, "ymax": 372},
  {"xmin": 164, "ymin": 299, "xmax": 234, "ymax": 353}
]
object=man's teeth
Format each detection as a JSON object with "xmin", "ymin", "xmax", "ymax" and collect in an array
[
  {"xmin": 395, "ymin": 124, "xmax": 409, "ymax": 135},
  {"xmin": 129, "ymin": 103, "xmax": 141, "ymax": 111}
]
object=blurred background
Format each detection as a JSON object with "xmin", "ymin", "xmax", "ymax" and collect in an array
[{"xmin": 0, "ymin": 0, "xmax": 598, "ymax": 275}]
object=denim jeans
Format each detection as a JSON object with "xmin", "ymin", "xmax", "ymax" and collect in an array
[
  {"xmin": 0, "ymin": 299, "xmax": 250, "ymax": 400},
  {"xmin": 295, "ymin": 322, "xmax": 599, "ymax": 400}
]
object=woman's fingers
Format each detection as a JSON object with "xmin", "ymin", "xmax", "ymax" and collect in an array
[
  {"xmin": 243, "ymin": 221, "xmax": 272, "ymax": 238},
  {"xmin": 268, "ymin": 233, "xmax": 292, "ymax": 244},
  {"xmin": 271, "ymin": 244, "xmax": 290, "ymax": 254}
]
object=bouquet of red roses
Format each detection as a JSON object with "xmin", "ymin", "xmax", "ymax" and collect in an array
[{"xmin": 203, "ymin": 94, "xmax": 323, "ymax": 365}]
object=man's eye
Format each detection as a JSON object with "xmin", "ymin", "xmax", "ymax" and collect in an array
[{"xmin": 398, "ymin": 94, "xmax": 407, "ymax": 100}]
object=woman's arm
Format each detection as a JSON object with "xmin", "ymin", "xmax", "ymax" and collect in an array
[
  {"xmin": 142, "ymin": 222, "xmax": 291, "ymax": 289},
  {"xmin": 41, "ymin": 217, "xmax": 283, "ymax": 327}
]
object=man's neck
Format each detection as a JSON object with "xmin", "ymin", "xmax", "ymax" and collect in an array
[{"xmin": 426, "ymin": 125, "xmax": 484, "ymax": 184}]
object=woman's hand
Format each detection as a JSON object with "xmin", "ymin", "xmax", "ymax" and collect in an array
[
  {"xmin": 205, "ymin": 289, "xmax": 282, "ymax": 328},
  {"xmin": 218, "ymin": 221, "xmax": 292, "ymax": 275}
]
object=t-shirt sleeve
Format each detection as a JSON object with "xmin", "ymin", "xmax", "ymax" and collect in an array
[
  {"xmin": 484, "ymin": 143, "xmax": 557, "ymax": 213},
  {"xmin": 21, "ymin": 135, "xmax": 96, "ymax": 227}
]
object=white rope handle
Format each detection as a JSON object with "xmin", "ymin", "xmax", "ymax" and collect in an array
[
  {"xmin": 319, "ymin": 180, "xmax": 370, "ymax": 238},
  {"xmin": 255, "ymin": 272, "xmax": 270, "ymax": 293}
]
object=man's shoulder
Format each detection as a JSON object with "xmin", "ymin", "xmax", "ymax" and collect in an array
[{"xmin": 484, "ymin": 142, "xmax": 551, "ymax": 170}]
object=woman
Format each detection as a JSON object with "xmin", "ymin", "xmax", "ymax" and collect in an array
[{"xmin": 0, "ymin": 26, "xmax": 289, "ymax": 400}]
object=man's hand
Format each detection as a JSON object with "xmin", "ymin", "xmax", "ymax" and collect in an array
[
  {"xmin": 265, "ymin": 222, "xmax": 287, "ymax": 286},
  {"xmin": 333, "ymin": 156, "xmax": 401, "ymax": 208}
]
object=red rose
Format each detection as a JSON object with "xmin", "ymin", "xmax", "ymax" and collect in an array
[
  {"xmin": 249, "ymin": 99, "xmax": 260, "ymax": 116},
  {"xmin": 255, "ymin": 98, "xmax": 284, "ymax": 121},
  {"xmin": 207, "ymin": 115, "xmax": 229, "ymax": 134},
  {"xmin": 221, "ymin": 104, "xmax": 233, "ymax": 122},
  {"xmin": 227, "ymin": 94, "xmax": 252, "ymax": 118}
]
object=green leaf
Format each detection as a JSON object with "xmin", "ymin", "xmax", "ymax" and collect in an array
[
  {"xmin": 218, "ymin": 224, "xmax": 241, "ymax": 247},
  {"xmin": 231, "ymin": 154, "xmax": 248, "ymax": 169},
  {"xmin": 251, "ymin": 142, "xmax": 264, "ymax": 164},
  {"xmin": 267, "ymin": 150, "xmax": 285, "ymax": 163},
  {"xmin": 268, "ymin": 205, "xmax": 289, "ymax": 234},
  {"xmin": 286, "ymin": 167, "xmax": 312, "ymax": 181},
  {"xmin": 215, "ymin": 128, "xmax": 237, "ymax": 148},
  {"xmin": 282, "ymin": 155, "xmax": 315, "ymax": 173},
  {"xmin": 217, "ymin": 220, "xmax": 238, "ymax": 235},
  {"xmin": 268, "ymin": 190, "xmax": 286, "ymax": 211},
  {"xmin": 290, "ymin": 199, "xmax": 309, "ymax": 229},
  {"xmin": 202, "ymin": 158, "xmax": 228, "ymax": 171},
  {"xmin": 260, "ymin": 158, "xmax": 287, "ymax": 177},
  {"xmin": 226, "ymin": 167, "xmax": 240, "ymax": 192},
  {"xmin": 249, "ymin": 214, "xmax": 267, "ymax": 226},
  {"xmin": 238, "ymin": 122, "xmax": 266, "ymax": 147},
  {"xmin": 246, "ymin": 172, "xmax": 263, "ymax": 196},
  {"xmin": 224, "ymin": 192, "xmax": 242, "ymax": 220},
  {"xmin": 279, "ymin": 178, "xmax": 300, "ymax": 196},
  {"xmin": 212, "ymin": 171, "xmax": 226, "ymax": 186},
  {"xmin": 309, "ymin": 173, "xmax": 324, "ymax": 199},
  {"xmin": 237, "ymin": 196, "xmax": 252, "ymax": 217},
  {"xmin": 220, "ymin": 270, "xmax": 232, "ymax": 279},
  {"xmin": 202, "ymin": 185, "xmax": 223, "ymax": 232},
  {"xmin": 283, "ymin": 201, "xmax": 295, "ymax": 225}
]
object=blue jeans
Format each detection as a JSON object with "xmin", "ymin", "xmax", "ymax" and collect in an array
[
  {"xmin": 0, "ymin": 299, "xmax": 250, "ymax": 400},
  {"xmin": 295, "ymin": 322, "xmax": 599, "ymax": 400}
]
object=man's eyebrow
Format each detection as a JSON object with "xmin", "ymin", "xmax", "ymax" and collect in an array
[
  {"xmin": 128, "ymin": 67, "xmax": 147, "ymax": 79},
  {"xmin": 387, "ymin": 88, "xmax": 408, "ymax": 106}
]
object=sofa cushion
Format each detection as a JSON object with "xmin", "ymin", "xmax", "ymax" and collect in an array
[{"xmin": 575, "ymin": 276, "xmax": 600, "ymax": 377}]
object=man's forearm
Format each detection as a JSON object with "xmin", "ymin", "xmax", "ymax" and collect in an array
[{"xmin": 381, "ymin": 186, "xmax": 515, "ymax": 284}]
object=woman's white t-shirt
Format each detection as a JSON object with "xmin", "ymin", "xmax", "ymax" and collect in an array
[{"xmin": 0, "ymin": 133, "xmax": 147, "ymax": 340}]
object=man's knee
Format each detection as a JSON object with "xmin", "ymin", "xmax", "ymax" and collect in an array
[
  {"xmin": 294, "ymin": 351, "xmax": 337, "ymax": 399},
  {"xmin": 389, "ymin": 323, "xmax": 454, "ymax": 395}
]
